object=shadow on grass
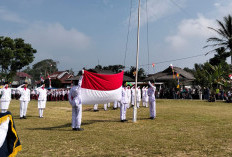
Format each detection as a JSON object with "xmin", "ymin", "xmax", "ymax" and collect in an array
[
  {"xmin": 26, "ymin": 119, "xmax": 120, "ymax": 131},
  {"xmin": 13, "ymin": 115, "xmax": 41, "ymax": 119}
]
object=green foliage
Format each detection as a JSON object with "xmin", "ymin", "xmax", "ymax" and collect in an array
[
  {"xmin": 189, "ymin": 62, "xmax": 231, "ymax": 90},
  {"xmin": 205, "ymin": 14, "xmax": 232, "ymax": 64},
  {"xmin": 124, "ymin": 66, "xmax": 146, "ymax": 80},
  {"xmin": 0, "ymin": 36, "xmax": 36, "ymax": 81},
  {"xmin": 209, "ymin": 47, "xmax": 230, "ymax": 66},
  {"xmin": 23, "ymin": 59, "xmax": 58, "ymax": 81}
]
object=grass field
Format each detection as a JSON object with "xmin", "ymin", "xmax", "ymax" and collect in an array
[{"xmin": 7, "ymin": 99, "xmax": 232, "ymax": 156}]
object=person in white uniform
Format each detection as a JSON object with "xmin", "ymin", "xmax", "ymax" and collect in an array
[
  {"xmin": 68, "ymin": 75, "xmax": 83, "ymax": 131},
  {"xmin": 36, "ymin": 83, "xmax": 47, "ymax": 118},
  {"xmin": 131, "ymin": 86, "xmax": 135, "ymax": 106},
  {"xmin": 17, "ymin": 82, "xmax": 30, "ymax": 119},
  {"xmin": 113, "ymin": 101, "xmax": 118, "ymax": 110},
  {"xmin": 148, "ymin": 81, "xmax": 156, "ymax": 119},
  {"xmin": 136, "ymin": 86, "xmax": 141, "ymax": 108},
  {"xmin": 0, "ymin": 82, "xmax": 11, "ymax": 113},
  {"xmin": 142, "ymin": 86, "xmax": 149, "ymax": 107},
  {"xmin": 120, "ymin": 84, "xmax": 129, "ymax": 122},
  {"xmin": 103, "ymin": 103, "xmax": 108, "ymax": 111},
  {"xmin": 126, "ymin": 86, "xmax": 131, "ymax": 108},
  {"xmin": 93, "ymin": 104, "xmax": 99, "ymax": 112}
]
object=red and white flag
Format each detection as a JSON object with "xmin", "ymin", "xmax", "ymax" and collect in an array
[
  {"xmin": 81, "ymin": 70, "xmax": 124, "ymax": 104},
  {"xmin": 40, "ymin": 76, "xmax": 44, "ymax": 82}
]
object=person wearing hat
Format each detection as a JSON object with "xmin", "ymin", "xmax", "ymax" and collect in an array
[
  {"xmin": 0, "ymin": 82, "xmax": 11, "ymax": 113},
  {"xmin": 36, "ymin": 83, "xmax": 47, "ymax": 118},
  {"xmin": 17, "ymin": 82, "xmax": 30, "ymax": 119},
  {"xmin": 68, "ymin": 75, "xmax": 84, "ymax": 131},
  {"xmin": 148, "ymin": 81, "xmax": 156, "ymax": 119}
]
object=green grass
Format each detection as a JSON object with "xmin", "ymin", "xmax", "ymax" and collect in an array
[{"xmin": 7, "ymin": 99, "xmax": 232, "ymax": 156}]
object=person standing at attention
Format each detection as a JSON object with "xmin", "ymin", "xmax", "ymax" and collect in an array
[{"xmin": 17, "ymin": 82, "xmax": 30, "ymax": 119}]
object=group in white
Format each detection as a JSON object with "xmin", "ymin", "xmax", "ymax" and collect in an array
[
  {"xmin": 1, "ymin": 78, "xmax": 157, "ymax": 132},
  {"xmin": 0, "ymin": 82, "xmax": 47, "ymax": 119}
]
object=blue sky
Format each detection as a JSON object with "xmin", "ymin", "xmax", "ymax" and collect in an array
[{"xmin": 1, "ymin": 0, "xmax": 232, "ymax": 74}]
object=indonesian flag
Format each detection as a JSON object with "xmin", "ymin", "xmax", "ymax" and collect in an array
[{"xmin": 81, "ymin": 70, "xmax": 124, "ymax": 104}]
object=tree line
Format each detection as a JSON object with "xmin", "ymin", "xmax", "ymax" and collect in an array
[{"xmin": 0, "ymin": 14, "xmax": 232, "ymax": 91}]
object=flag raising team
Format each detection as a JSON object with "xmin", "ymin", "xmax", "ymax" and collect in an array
[{"xmin": 0, "ymin": 73, "xmax": 157, "ymax": 132}]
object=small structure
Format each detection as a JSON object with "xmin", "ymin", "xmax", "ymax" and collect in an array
[
  {"xmin": 144, "ymin": 66, "xmax": 195, "ymax": 86},
  {"xmin": 36, "ymin": 71, "xmax": 73, "ymax": 88},
  {"xmin": 11, "ymin": 72, "xmax": 32, "ymax": 87}
]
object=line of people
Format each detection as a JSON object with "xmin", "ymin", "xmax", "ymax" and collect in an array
[
  {"xmin": 1, "ymin": 79, "xmax": 157, "ymax": 132},
  {"xmin": 0, "ymin": 82, "xmax": 47, "ymax": 118}
]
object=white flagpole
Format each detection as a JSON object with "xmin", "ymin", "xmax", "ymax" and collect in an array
[{"xmin": 133, "ymin": 0, "xmax": 140, "ymax": 122}]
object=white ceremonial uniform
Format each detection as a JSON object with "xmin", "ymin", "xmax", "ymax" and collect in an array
[
  {"xmin": 36, "ymin": 86, "xmax": 47, "ymax": 118},
  {"xmin": 148, "ymin": 82, "xmax": 156, "ymax": 119},
  {"xmin": 93, "ymin": 104, "xmax": 98, "ymax": 111},
  {"xmin": 68, "ymin": 76, "xmax": 83, "ymax": 129},
  {"xmin": 0, "ymin": 87, "xmax": 11, "ymax": 113},
  {"xmin": 126, "ymin": 87, "xmax": 131, "ymax": 108},
  {"xmin": 142, "ymin": 87, "xmax": 145, "ymax": 106},
  {"xmin": 142, "ymin": 87, "xmax": 149, "ymax": 107},
  {"xmin": 120, "ymin": 87, "xmax": 128, "ymax": 121},
  {"xmin": 131, "ymin": 87, "xmax": 135, "ymax": 106},
  {"xmin": 113, "ymin": 101, "xmax": 118, "ymax": 109},
  {"xmin": 136, "ymin": 87, "xmax": 141, "ymax": 108},
  {"xmin": 104, "ymin": 103, "xmax": 108, "ymax": 111},
  {"xmin": 17, "ymin": 85, "xmax": 30, "ymax": 118}
]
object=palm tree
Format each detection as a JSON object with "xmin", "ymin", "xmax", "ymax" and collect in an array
[
  {"xmin": 205, "ymin": 14, "xmax": 232, "ymax": 64},
  {"xmin": 209, "ymin": 47, "xmax": 230, "ymax": 66}
]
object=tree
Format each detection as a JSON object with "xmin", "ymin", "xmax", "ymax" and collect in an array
[
  {"xmin": 24, "ymin": 59, "xmax": 58, "ymax": 81},
  {"xmin": 205, "ymin": 14, "xmax": 232, "ymax": 64},
  {"xmin": 124, "ymin": 66, "xmax": 146, "ymax": 80},
  {"xmin": 102, "ymin": 65, "xmax": 125, "ymax": 73},
  {"xmin": 209, "ymin": 47, "xmax": 230, "ymax": 66},
  {"xmin": 0, "ymin": 36, "xmax": 37, "ymax": 81}
]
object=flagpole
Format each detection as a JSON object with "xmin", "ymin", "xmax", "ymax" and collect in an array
[{"xmin": 133, "ymin": 0, "xmax": 140, "ymax": 122}]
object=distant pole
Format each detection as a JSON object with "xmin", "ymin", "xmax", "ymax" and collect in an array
[{"xmin": 133, "ymin": 0, "xmax": 140, "ymax": 122}]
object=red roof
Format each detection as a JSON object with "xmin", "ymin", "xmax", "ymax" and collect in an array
[
  {"xmin": 17, "ymin": 72, "xmax": 32, "ymax": 78},
  {"xmin": 46, "ymin": 71, "xmax": 73, "ymax": 84}
]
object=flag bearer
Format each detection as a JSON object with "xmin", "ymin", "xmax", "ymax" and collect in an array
[
  {"xmin": 68, "ymin": 74, "xmax": 84, "ymax": 131},
  {"xmin": 120, "ymin": 84, "xmax": 129, "ymax": 122}
]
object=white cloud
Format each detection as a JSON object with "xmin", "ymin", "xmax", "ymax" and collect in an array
[
  {"xmin": 166, "ymin": 14, "xmax": 216, "ymax": 51},
  {"xmin": 128, "ymin": 0, "xmax": 186, "ymax": 27},
  {"xmin": 0, "ymin": 6, "xmax": 27, "ymax": 24},
  {"xmin": 19, "ymin": 22, "xmax": 91, "ymax": 52},
  {"xmin": 165, "ymin": 0, "xmax": 232, "ymax": 53},
  {"xmin": 15, "ymin": 22, "xmax": 92, "ymax": 70}
]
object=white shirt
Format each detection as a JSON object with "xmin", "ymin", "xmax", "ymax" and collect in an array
[
  {"xmin": 36, "ymin": 87, "xmax": 47, "ymax": 101},
  {"xmin": 0, "ymin": 87, "xmax": 11, "ymax": 101},
  {"xmin": 17, "ymin": 85, "xmax": 30, "ymax": 101}
]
